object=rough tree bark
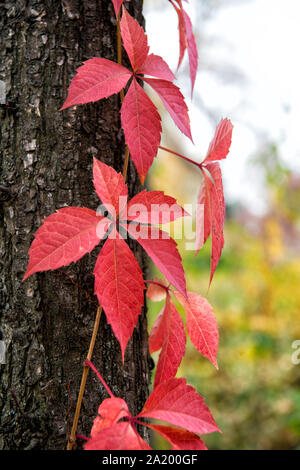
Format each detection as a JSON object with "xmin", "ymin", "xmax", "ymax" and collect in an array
[{"xmin": 0, "ymin": 0, "xmax": 151, "ymax": 450}]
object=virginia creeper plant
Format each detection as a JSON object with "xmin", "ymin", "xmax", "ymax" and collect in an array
[{"xmin": 23, "ymin": 0, "xmax": 233, "ymax": 450}]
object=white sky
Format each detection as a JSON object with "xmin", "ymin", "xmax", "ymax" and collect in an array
[{"xmin": 144, "ymin": 0, "xmax": 300, "ymax": 214}]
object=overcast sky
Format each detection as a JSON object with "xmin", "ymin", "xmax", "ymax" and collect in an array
[{"xmin": 144, "ymin": 0, "xmax": 300, "ymax": 214}]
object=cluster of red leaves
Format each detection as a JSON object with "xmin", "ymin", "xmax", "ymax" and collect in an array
[
  {"xmin": 169, "ymin": 0, "xmax": 198, "ymax": 94},
  {"xmin": 111, "ymin": 1, "xmax": 198, "ymax": 94},
  {"xmin": 83, "ymin": 360, "xmax": 220, "ymax": 450},
  {"xmin": 147, "ymin": 278, "xmax": 219, "ymax": 388},
  {"xmin": 23, "ymin": 159, "xmax": 189, "ymax": 360},
  {"xmin": 61, "ymin": 7, "xmax": 192, "ymax": 184},
  {"xmin": 23, "ymin": 1, "xmax": 234, "ymax": 451}
]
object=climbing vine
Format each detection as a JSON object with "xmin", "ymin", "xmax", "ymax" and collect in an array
[{"xmin": 24, "ymin": 0, "xmax": 233, "ymax": 450}]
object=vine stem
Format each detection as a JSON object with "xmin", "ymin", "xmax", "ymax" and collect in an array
[
  {"xmin": 67, "ymin": 11, "xmax": 129, "ymax": 451},
  {"xmin": 67, "ymin": 306, "xmax": 102, "ymax": 450},
  {"xmin": 159, "ymin": 145, "xmax": 200, "ymax": 168}
]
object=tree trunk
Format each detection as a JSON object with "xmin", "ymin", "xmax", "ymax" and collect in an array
[{"xmin": 0, "ymin": 0, "xmax": 151, "ymax": 450}]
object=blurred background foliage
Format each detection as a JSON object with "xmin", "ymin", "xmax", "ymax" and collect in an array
[{"xmin": 144, "ymin": 0, "xmax": 300, "ymax": 449}]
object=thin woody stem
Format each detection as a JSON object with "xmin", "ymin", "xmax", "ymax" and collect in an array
[
  {"xmin": 10, "ymin": 389, "xmax": 28, "ymax": 421},
  {"xmin": 67, "ymin": 306, "xmax": 102, "ymax": 450}
]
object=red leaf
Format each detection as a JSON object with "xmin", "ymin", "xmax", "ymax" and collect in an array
[
  {"xmin": 111, "ymin": 0, "xmax": 124, "ymax": 16},
  {"xmin": 121, "ymin": 78, "xmax": 162, "ymax": 184},
  {"xmin": 202, "ymin": 118, "xmax": 233, "ymax": 164},
  {"xmin": 138, "ymin": 53, "xmax": 175, "ymax": 81},
  {"xmin": 145, "ymin": 424, "xmax": 207, "ymax": 450},
  {"xmin": 124, "ymin": 223, "xmax": 187, "ymax": 298},
  {"xmin": 138, "ymin": 377, "xmax": 220, "ymax": 435},
  {"xmin": 84, "ymin": 421, "xmax": 151, "ymax": 450},
  {"xmin": 60, "ymin": 58, "xmax": 131, "ymax": 110},
  {"xmin": 120, "ymin": 7, "xmax": 149, "ymax": 71},
  {"xmin": 173, "ymin": 3, "xmax": 186, "ymax": 70},
  {"xmin": 174, "ymin": 291, "xmax": 219, "ymax": 368},
  {"xmin": 143, "ymin": 78, "xmax": 192, "ymax": 141},
  {"xmin": 201, "ymin": 163, "xmax": 225, "ymax": 285},
  {"xmin": 170, "ymin": 0, "xmax": 198, "ymax": 94},
  {"xmin": 93, "ymin": 231, "xmax": 145, "ymax": 360},
  {"xmin": 124, "ymin": 190, "xmax": 188, "ymax": 224},
  {"xmin": 23, "ymin": 207, "xmax": 108, "ymax": 280},
  {"xmin": 153, "ymin": 296, "xmax": 186, "ymax": 387},
  {"xmin": 182, "ymin": 9, "xmax": 198, "ymax": 96},
  {"xmin": 91, "ymin": 397, "xmax": 130, "ymax": 436},
  {"xmin": 146, "ymin": 278, "xmax": 168, "ymax": 303},
  {"xmin": 195, "ymin": 180, "xmax": 211, "ymax": 255},
  {"xmin": 24, "ymin": 159, "xmax": 191, "ymax": 362},
  {"xmin": 93, "ymin": 158, "xmax": 128, "ymax": 217}
]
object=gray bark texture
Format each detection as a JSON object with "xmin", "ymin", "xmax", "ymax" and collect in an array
[{"xmin": 0, "ymin": 0, "xmax": 152, "ymax": 450}]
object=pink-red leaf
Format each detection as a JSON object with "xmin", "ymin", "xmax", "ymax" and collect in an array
[
  {"xmin": 182, "ymin": 9, "xmax": 198, "ymax": 96},
  {"xmin": 93, "ymin": 158, "xmax": 128, "ymax": 217},
  {"xmin": 145, "ymin": 423, "xmax": 207, "ymax": 450},
  {"xmin": 138, "ymin": 54, "xmax": 175, "ymax": 81},
  {"xmin": 195, "ymin": 180, "xmax": 210, "ymax": 255},
  {"xmin": 203, "ymin": 118, "xmax": 233, "ymax": 164},
  {"xmin": 153, "ymin": 296, "xmax": 186, "ymax": 387},
  {"xmin": 91, "ymin": 397, "xmax": 130, "ymax": 436},
  {"xmin": 84, "ymin": 421, "xmax": 151, "ymax": 450},
  {"xmin": 143, "ymin": 78, "xmax": 192, "ymax": 141},
  {"xmin": 174, "ymin": 291, "xmax": 219, "ymax": 368},
  {"xmin": 124, "ymin": 190, "xmax": 188, "ymax": 224},
  {"xmin": 121, "ymin": 78, "xmax": 162, "ymax": 184},
  {"xmin": 60, "ymin": 58, "xmax": 131, "ymax": 110},
  {"xmin": 93, "ymin": 232, "xmax": 145, "ymax": 360},
  {"xmin": 23, "ymin": 207, "xmax": 108, "ymax": 280},
  {"xmin": 111, "ymin": 0, "xmax": 124, "ymax": 16},
  {"xmin": 138, "ymin": 377, "xmax": 220, "ymax": 435},
  {"xmin": 120, "ymin": 7, "xmax": 149, "ymax": 71},
  {"xmin": 124, "ymin": 224, "xmax": 187, "ymax": 298},
  {"xmin": 201, "ymin": 163, "xmax": 225, "ymax": 285},
  {"xmin": 149, "ymin": 305, "xmax": 166, "ymax": 354}
]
